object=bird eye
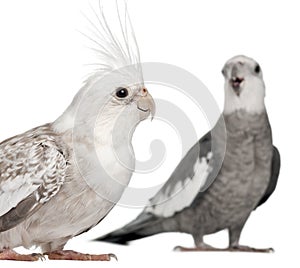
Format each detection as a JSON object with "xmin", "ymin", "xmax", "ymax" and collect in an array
[
  {"xmin": 221, "ymin": 68, "xmax": 226, "ymax": 76},
  {"xmin": 115, "ymin": 87, "xmax": 129, "ymax": 98},
  {"xmin": 254, "ymin": 64, "xmax": 260, "ymax": 74}
]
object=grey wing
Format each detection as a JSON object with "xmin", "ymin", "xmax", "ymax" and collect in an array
[
  {"xmin": 255, "ymin": 145, "xmax": 280, "ymax": 208},
  {"xmin": 145, "ymin": 132, "xmax": 214, "ymax": 218},
  {"xmin": 0, "ymin": 127, "xmax": 68, "ymax": 232}
]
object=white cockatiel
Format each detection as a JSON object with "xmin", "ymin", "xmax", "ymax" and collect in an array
[{"xmin": 0, "ymin": 2, "xmax": 155, "ymax": 261}]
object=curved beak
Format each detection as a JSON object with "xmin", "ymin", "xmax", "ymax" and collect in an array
[{"xmin": 137, "ymin": 88, "xmax": 156, "ymax": 120}]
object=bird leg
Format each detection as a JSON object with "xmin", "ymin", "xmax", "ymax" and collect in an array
[
  {"xmin": 0, "ymin": 248, "xmax": 45, "ymax": 261},
  {"xmin": 228, "ymin": 226, "xmax": 274, "ymax": 253},
  {"xmin": 175, "ymin": 236, "xmax": 224, "ymax": 252},
  {"xmin": 45, "ymin": 250, "xmax": 117, "ymax": 261},
  {"xmin": 174, "ymin": 228, "xmax": 273, "ymax": 253},
  {"xmin": 174, "ymin": 244, "xmax": 227, "ymax": 252}
]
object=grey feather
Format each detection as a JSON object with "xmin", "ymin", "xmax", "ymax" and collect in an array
[
  {"xmin": 149, "ymin": 131, "xmax": 211, "ymax": 205},
  {"xmin": 256, "ymin": 146, "xmax": 280, "ymax": 208},
  {"xmin": 142, "ymin": 117, "xmax": 226, "ymax": 218},
  {"xmin": 0, "ymin": 194, "xmax": 42, "ymax": 232}
]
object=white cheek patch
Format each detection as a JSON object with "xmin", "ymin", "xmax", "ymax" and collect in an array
[
  {"xmin": 146, "ymin": 153, "xmax": 212, "ymax": 218},
  {"xmin": 223, "ymin": 77, "xmax": 266, "ymax": 115}
]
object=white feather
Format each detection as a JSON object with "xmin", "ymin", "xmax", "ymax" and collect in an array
[{"xmin": 146, "ymin": 154, "xmax": 212, "ymax": 218}]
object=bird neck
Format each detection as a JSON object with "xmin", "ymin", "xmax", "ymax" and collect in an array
[
  {"xmin": 223, "ymin": 84, "xmax": 266, "ymax": 115},
  {"xmin": 53, "ymin": 107, "xmax": 135, "ymax": 202},
  {"xmin": 54, "ymin": 105, "xmax": 136, "ymax": 162},
  {"xmin": 223, "ymin": 111, "xmax": 272, "ymax": 146}
]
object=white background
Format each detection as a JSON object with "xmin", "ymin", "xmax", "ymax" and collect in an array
[{"xmin": 0, "ymin": 0, "xmax": 299, "ymax": 267}]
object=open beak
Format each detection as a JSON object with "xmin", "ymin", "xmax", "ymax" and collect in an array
[
  {"xmin": 137, "ymin": 88, "xmax": 156, "ymax": 120},
  {"xmin": 229, "ymin": 64, "xmax": 244, "ymax": 97},
  {"xmin": 229, "ymin": 77, "xmax": 244, "ymax": 96}
]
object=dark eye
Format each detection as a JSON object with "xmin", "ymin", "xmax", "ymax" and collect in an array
[
  {"xmin": 116, "ymin": 87, "xmax": 129, "ymax": 98},
  {"xmin": 221, "ymin": 68, "xmax": 226, "ymax": 76},
  {"xmin": 254, "ymin": 64, "xmax": 260, "ymax": 74}
]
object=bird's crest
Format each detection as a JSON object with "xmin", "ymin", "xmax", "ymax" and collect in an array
[{"xmin": 81, "ymin": 0, "xmax": 143, "ymax": 84}]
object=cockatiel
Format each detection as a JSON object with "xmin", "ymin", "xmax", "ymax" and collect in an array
[
  {"xmin": 96, "ymin": 55, "xmax": 280, "ymax": 253},
  {"xmin": 0, "ymin": 2, "xmax": 155, "ymax": 261}
]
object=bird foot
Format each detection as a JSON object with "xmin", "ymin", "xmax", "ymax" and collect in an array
[
  {"xmin": 174, "ymin": 245, "xmax": 225, "ymax": 252},
  {"xmin": 174, "ymin": 245, "xmax": 274, "ymax": 253},
  {"xmin": 45, "ymin": 250, "xmax": 118, "ymax": 261},
  {"xmin": 227, "ymin": 245, "xmax": 274, "ymax": 253},
  {"xmin": 0, "ymin": 249, "xmax": 46, "ymax": 261}
]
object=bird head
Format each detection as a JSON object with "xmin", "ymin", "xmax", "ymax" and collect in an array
[
  {"xmin": 71, "ymin": 65, "xmax": 155, "ymax": 143},
  {"xmin": 54, "ymin": 2, "xmax": 155, "ymax": 137},
  {"xmin": 222, "ymin": 55, "xmax": 266, "ymax": 114}
]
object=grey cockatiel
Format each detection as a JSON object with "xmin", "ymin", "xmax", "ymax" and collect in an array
[
  {"xmin": 96, "ymin": 55, "xmax": 280, "ymax": 252},
  {"xmin": 0, "ymin": 3, "xmax": 155, "ymax": 261}
]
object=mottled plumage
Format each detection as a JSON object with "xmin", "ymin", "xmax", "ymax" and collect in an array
[
  {"xmin": 96, "ymin": 55, "xmax": 280, "ymax": 252},
  {"xmin": 0, "ymin": 124, "xmax": 68, "ymax": 232}
]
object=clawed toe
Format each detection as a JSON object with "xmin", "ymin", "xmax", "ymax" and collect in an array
[
  {"xmin": 174, "ymin": 245, "xmax": 223, "ymax": 252},
  {"xmin": 46, "ymin": 250, "xmax": 118, "ymax": 261},
  {"xmin": 108, "ymin": 253, "xmax": 118, "ymax": 261},
  {"xmin": 31, "ymin": 253, "xmax": 46, "ymax": 261},
  {"xmin": 228, "ymin": 245, "xmax": 274, "ymax": 253},
  {"xmin": 174, "ymin": 245, "xmax": 274, "ymax": 253},
  {"xmin": 0, "ymin": 249, "xmax": 44, "ymax": 261}
]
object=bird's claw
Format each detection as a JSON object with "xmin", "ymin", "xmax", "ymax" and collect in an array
[
  {"xmin": 0, "ymin": 249, "xmax": 45, "ymax": 261},
  {"xmin": 31, "ymin": 253, "xmax": 46, "ymax": 261},
  {"xmin": 108, "ymin": 253, "xmax": 118, "ymax": 261}
]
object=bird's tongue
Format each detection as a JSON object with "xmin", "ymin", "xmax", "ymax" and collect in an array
[
  {"xmin": 233, "ymin": 81, "xmax": 240, "ymax": 87},
  {"xmin": 231, "ymin": 77, "xmax": 243, "ymax": 88}
]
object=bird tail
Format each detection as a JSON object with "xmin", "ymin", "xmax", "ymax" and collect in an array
[{"xmin": 94, "ymin": 212, "xmax": 166, "ymax": 245}]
